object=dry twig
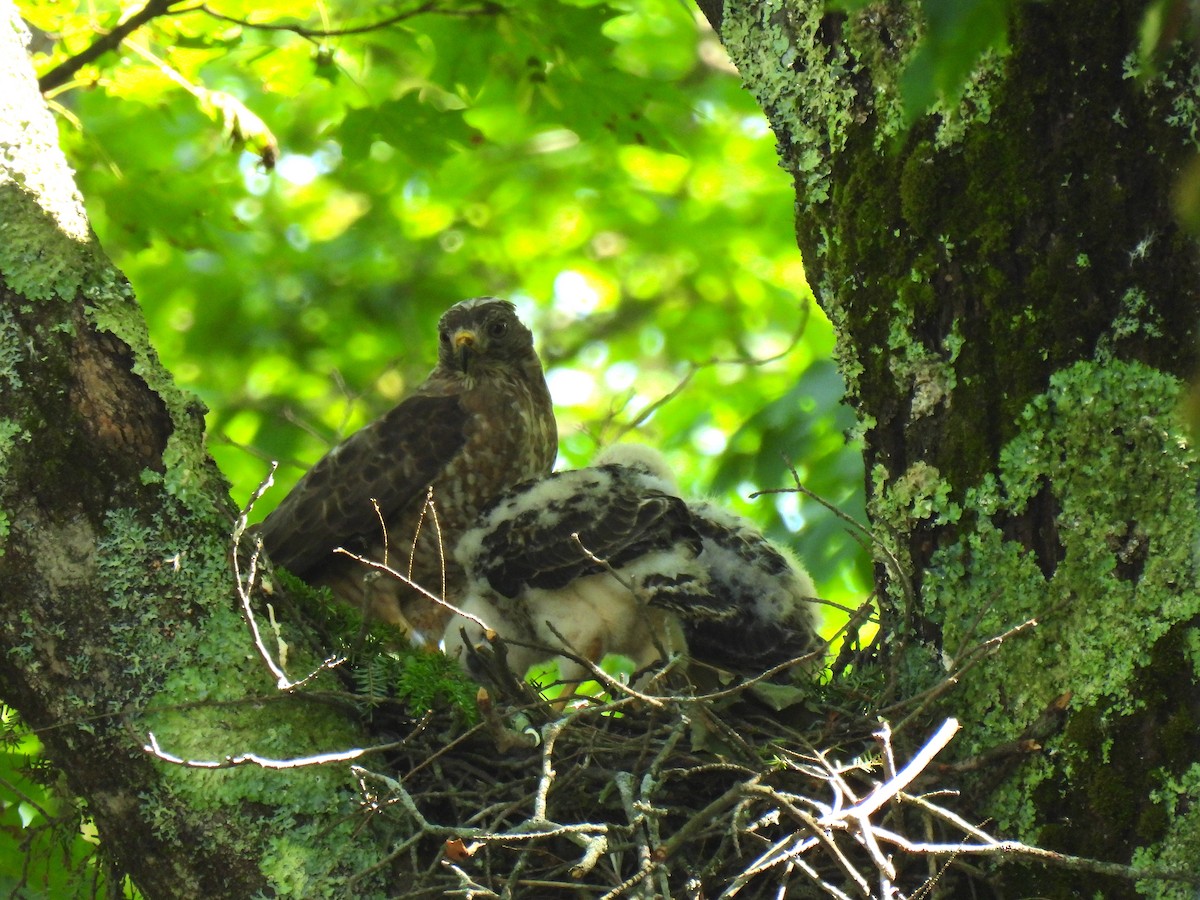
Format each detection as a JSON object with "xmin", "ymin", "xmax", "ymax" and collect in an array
[{"xmin": 232, "ymin": 463, "xmax": 345, "ymax": 691}]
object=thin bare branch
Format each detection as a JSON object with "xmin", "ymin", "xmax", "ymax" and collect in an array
[
  {"xmin": 333, "ymin": 547, "xmax": 489, "ymax": 631},
  {"xmin": 885, "ymin": 618, "xmax": 1038, "ymax": 730},
  {"xmin": 609, "ymin": 302, "xmax": 811, "ymax": 444},
  {"xmin": 756, "ymin": 456, "xmax": 915, "ymax": 621},
  {"xmin": 232, "ymin": 464, "xmax": 345, "ymax": 690},
  {"xmin": 835, "ymin": 719, "xmax": 960, "ymax": 822}
]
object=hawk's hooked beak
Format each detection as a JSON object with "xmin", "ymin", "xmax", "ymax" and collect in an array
[{"xmin": 452, "ymin": 329, "xmax": 478, "ymax": 373}]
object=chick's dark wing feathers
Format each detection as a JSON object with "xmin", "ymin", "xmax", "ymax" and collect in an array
[
  {"xmin": 260, "ymin": 391, "xmax": 470, "ymax": 576},
  {"xmin": 463, "ymin": 466, "xmax": 700, "ymax": 598},
  {"xmin": 680, "ymin": 501, "xmax": 821, "ymax": 669}
]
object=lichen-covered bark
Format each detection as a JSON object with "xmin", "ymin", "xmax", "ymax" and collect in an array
[
  {"xmin": 714, "ymin": 0, "xmax": 1200, "ymax": 895},
  {"xmin": 0, "ymin": 6, "xmax": 388, "ymax": 896}
]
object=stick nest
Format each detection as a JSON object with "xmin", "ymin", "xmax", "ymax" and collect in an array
[{"xmin": 342, "ymin": 634, "xmax": 986, "ymax": 900}]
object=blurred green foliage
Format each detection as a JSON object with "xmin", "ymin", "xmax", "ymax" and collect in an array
[
  {"xmin": 0, "ymin": 707, "xmax": 134, "ymax": 898},
  {"xmin": 10, "ymin": 0, "xmax": 874, "ymax": 887}
]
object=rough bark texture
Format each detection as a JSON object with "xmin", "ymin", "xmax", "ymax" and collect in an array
[
  {"xmin": 715, "ymin": 0, "xmax": 1200, "ymax": 896},
  {"xmin": 0, "ymin": 6, "xmax": 386, "ymax": 896}
]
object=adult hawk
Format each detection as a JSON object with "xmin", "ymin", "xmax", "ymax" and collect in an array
[
  {"xmin": 260, "ymin": 297, "xmax": 557, "ymax": 647},
  {"xmin": 444, "ymin": 444, "xmax": 820, "ymax": 687}
]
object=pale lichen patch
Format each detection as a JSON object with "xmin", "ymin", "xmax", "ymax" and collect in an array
[{"xmin": 921, "ymin": 359, "xmax": 1199, "ymax": 837}]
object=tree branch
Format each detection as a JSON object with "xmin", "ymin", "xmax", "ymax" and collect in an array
[
  {"xmin": 38, "ymin": 0, "xmax": 187, "ymax": 92},
  {"xmin": 194, "ymin": 0, "xmax": 504, "ymax": 38},
  {"xmin": 37, "ymin": 0, "xmax": 505, "ymax": 94}
]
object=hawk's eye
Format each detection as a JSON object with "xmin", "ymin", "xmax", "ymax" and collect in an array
[
  {"xmin": 487, "ymin": 319, "xmax": 509, "ymax": 338},
  {"xmin": 439, "ymin": 329, "xmax": 450, "ymax": 344}
]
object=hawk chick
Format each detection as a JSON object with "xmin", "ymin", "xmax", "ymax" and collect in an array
[
  {"xmin": 260, "ymin": 298, "xmax": 557, "ymax": 647},
  {"xmin": 445, "ymin": 454, "xmax": 700, "ymax": 687},
  {"xmin": 444, "ymin": 444, "xmax": 820, "ymax": 689}
]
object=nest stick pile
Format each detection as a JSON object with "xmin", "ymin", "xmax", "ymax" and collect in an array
[{"xmin": 345, "ymin": 639, "xmax": 993, "ymax": 900}]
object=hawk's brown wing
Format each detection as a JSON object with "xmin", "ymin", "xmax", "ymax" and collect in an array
[{"xmin": 260, "ymin": 391, "xmax": 470, "ymax": 577}]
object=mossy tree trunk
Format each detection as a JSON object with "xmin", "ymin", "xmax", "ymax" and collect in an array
[
  {"xmin": 710, "ymin": 0, "xmax": 1200, "ymax": 895},
  {"xmin": 0, "ymin": 7, "xmax": 385, "ymax": 896}
]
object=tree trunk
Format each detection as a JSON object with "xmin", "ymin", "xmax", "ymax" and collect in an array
[
  {"xmin": 712, "ymin": 0, "xmax": 1200, "ymax": 895},
  {"xmin": 0, "ymin": 5, "xmax": 383, "ymax": 896}
]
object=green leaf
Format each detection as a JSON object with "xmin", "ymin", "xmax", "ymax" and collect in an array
[{"xmin": 900, "ymin": 0, "xmax": 1011, "ymax": 123}]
